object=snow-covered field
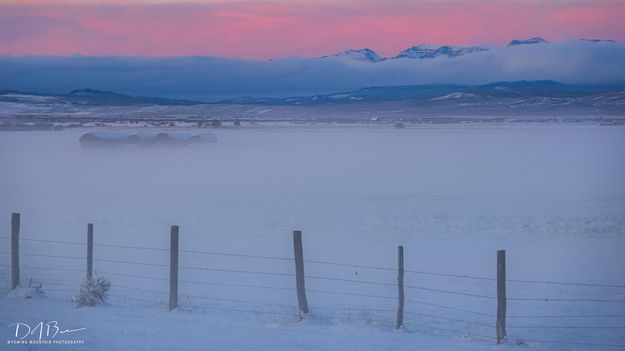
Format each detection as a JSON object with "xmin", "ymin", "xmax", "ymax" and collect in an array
[{"xmin": 1, "ymin": 125, "xmax": 624, "ymax": 350}]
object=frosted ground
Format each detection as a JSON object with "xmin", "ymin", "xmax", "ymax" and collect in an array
[{"xmin": 1, "ymin": 125, "xmax": 624, "ymax": 350}]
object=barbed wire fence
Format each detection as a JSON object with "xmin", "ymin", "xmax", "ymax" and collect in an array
[{"xmin": 1, "ymin": 212, "xmax": 624, "ymax": 349}]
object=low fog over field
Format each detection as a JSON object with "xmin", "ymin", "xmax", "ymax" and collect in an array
[
  {"xmin": 1, "ymin": 125, "xmax": 624, "ymax": 350},
  {"xmin": 3, "ymin": 126, "xmax": 624, "ymax": 227}
]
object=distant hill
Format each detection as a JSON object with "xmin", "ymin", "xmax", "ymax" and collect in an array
[
  {"xmin": 63, "ymin": 89, "xmax": 202, "ymax": 106},
  {"xmin": 219, "ymin": 80, "xmax": 625, "ymax": 105},
  {"xmin": 0, "ymin": 89, "xmax": 201, "ymax": 106}
]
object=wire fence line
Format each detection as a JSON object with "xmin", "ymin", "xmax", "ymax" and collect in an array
[
  {"xmin": 3, "ymin": 235, "xmax": 625, "ymax": 289},
  {"xmin": 2, "ymin": 231, "xmax": 625, "ymax": 350},
  {"xmin": 2, "ymin": 251, "xmax": 624, "ymax": 305},
  {"xmin": 404, "ymin": 298, "xmax": 494, "ymax": 317},
  {"xmin": 508, "ymin": 297, "xmax": 625, "ymax": 303},
  {"xmin": 4, "ymin": 261, "xmax": 625, "ymax": 319},
  {"xmin": 4, "ymin": 251, "xmax": 624, "ymax": 303},
  {"xmin": 507, "ymin": 314, "xmax": 625, "ymax": 319},
  {"xmin": 108, "ymin": 293, "xmax": 167, "ymax": 306},
  {"xmin": 179, "ymin": 294, "xmax": 297, "ymax": 310},
  {"xmin": 4, "ymin": 262, "xmax": 623, "ymax": 322},
  {"xmin": 185, "ymin": 304, "xmax": 299, "ymax": 317},
  {"xmin": 404, "ymin": 311, "xmax": 494, "ymax": 328}
]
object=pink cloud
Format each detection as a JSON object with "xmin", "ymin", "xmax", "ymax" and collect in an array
[{"xmin": 0, "ymin": 0, "xmax": 624, "ymax": 58}]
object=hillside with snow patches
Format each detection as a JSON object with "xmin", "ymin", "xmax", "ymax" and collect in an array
[
  {"xmin": 217, "ymin": 80, "xmax": 625, "ymax": 111},
  {"xmin": 1, "ymin": 81, "xmax": 625, "ymax": 131}
]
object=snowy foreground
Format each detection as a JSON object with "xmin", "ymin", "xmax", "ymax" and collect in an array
[{"xmin": 1, "ymin": 125, "xmax": 624, "ymax": 350}]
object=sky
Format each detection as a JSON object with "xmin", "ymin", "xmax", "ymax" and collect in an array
[
  {"xmin": 1, "ymin": 0, "xmax": 625, "ymax": 59},
  {"xmin": 2, "ymin": 0, "xmax": 625, "ymax": 99}
]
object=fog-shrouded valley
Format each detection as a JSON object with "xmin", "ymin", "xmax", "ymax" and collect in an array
[{"xmin": 2, "ymin": 123, "xmax": 624, "ymax": 350}]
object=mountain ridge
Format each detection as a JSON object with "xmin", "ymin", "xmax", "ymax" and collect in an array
[
  {"xmin": 321, "ymin": 37, "xmax": 617, "ymax": 62},
  {"xmin": 4, "ymin": 80, "xmax": 625, "ymax": 107},
  {"xmin": 393, "ymin": 44, "xmax": 489, "ymax": 59},
  {"xmin": 0, "ymin": 89, "xmax": 201, "ymax": 106},
  {"xmin": 219, "ymin": 80, "xmax": 625, "ymax": 105}
]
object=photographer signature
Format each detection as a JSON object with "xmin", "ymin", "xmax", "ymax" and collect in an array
[{"xmin": 9, "ymin": 321, "xmax": 86, "ymax": 341}]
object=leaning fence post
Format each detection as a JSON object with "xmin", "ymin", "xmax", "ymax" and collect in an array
[
  {"xmin": 396, "ymin": 245, "xmax": 404, "ymax": 329},
  {"xmin": 169, "ymin": 225, "xmax": 179, "ymax": 311},
  {"xmin": 11, "ymin": 213, "xmax": 20, "ymax": 290},
  {"xmin": 293, "ymin": 230, "xmax": 309, "ymax": 317},
  {"xmin": 87, "ymin": 223, "xmax": 93, "ymax": 279},
  {"xmin": 496, "ymin": 250, "xmax": 507, "ymax": 344}
]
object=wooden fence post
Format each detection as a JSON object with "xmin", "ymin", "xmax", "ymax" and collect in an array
[
  {"xmin": 396, "ymin": 245, "xmax": 404, "ymax": 329},
  {"xmin": 496, "ymin": 249, "xmax": 507, "ymax": 344},
  {"xmin": 169, "ymin": 225, "xmax": 179, "ymax": 311},
  {"xmin": 11, "ymin": 213, "xmax": 20, "ymax": 290},
  {"xmin": 293, "ymin": 230, "xmax": 309, "ymax": 316},
  {"xmin": 87, "ymin": 223, "xmax": 93, "ymax": 279}
]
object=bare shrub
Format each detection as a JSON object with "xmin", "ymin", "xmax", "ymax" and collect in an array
[{"xmin": 73, "ymin": 276, "xmax": 111, "ymax": 307}]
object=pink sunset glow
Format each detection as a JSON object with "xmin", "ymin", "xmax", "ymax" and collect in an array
[{"xmin": 1, "ymin": 0, "xmax": 624, "ymax": 59}]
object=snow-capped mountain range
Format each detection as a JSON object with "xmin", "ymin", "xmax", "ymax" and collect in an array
[
  {"xmin": 394, "ymin": 44, "xmax": 488, "ymax": 59},
  {"xmin": 320, "ymin": 48, "xmax": 383, "ymax": 62},
  {"xmin": 324, "ymin": 37, "xmax": 616, "ymax": 62}
]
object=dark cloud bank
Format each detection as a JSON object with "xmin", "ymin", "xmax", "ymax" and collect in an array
[{"xmin": 1, "ymin": 41, "xmax": 624, "ymax": 102}]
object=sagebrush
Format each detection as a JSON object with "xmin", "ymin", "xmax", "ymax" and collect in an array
[{"xmin": 73, "ymin": 276, "xmax": 111, "ymax": 307}]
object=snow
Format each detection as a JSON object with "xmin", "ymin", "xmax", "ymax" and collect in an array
[
  {"xmin": 2, "ymin": 94, "xmax": 58, "ymax": 103},
  {"xmin": 325, "ymin": 49, "xmax": 383, "ymax": 62},
  {"xmin": 1, "ymin": 125, "xmax": 624, "ymax": 350},
  {"xmin": 432, "ymin": 93, "xmax": 477, "ymax": 100},
  {"xmin": 394, "ymin": 45, "xmax": 489, "ymax": 59},
  {"xmin": 328, "ymin": 94, "xmax": 350, "ymax": 99}
]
